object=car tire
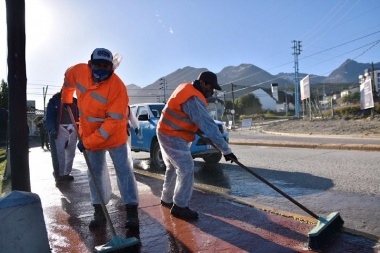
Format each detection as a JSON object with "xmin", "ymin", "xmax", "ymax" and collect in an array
[
  {"xmin": 202, "ymin": 152, "xmax": 222, "ymax": 164},
  {"xmin": 150, "ymin": 140, "xmax": 166, "ymax": 171}
]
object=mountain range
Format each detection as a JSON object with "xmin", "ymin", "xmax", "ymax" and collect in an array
[{"xmin": 127, "ymin": 59, "xmax": 379, "ymax": 104}]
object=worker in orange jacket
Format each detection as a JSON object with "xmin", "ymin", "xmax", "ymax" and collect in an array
[
  {"xmin": 61, "ymin": 48, "xmax": 139, "ymax": 229},
  {"xmin": 157, "ymin": 71, "xmax": 237, "ymax": 220}
]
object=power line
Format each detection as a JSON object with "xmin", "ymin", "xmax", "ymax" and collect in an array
[
  {"xmin": 301, "ymin": 31, "xmax": 380, "ymax": 60},
  {"xmin": 217, "ymin": 31, "xmax": 380, "ymax": 88}
]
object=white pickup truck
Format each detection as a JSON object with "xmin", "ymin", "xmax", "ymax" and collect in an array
[{"xmin": 129, "ymin": 103, "xmax": 229, "ymax": 170}]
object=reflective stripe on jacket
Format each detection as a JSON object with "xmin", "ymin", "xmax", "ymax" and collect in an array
[
  {"xmin": 158, "ymin": 83, "xmax": 207, "ymax": 141},
  {"xmin": 61, "ymin": 63, "xmax": 128, "ymax": 150}
]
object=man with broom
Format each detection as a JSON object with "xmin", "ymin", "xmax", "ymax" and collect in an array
[
  {"xmin": 61, "ymin": 48, "xmax": 139, "ymax": 229},
  {"xmin": 157, "ymin": 71, "xmax": 237, "ymax": 219}
]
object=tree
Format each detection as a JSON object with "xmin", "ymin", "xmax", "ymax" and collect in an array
[
  {"xmin": 0, "ymin": 79, "xmax": 8, "ymax": 109},
  {"xmin": 342, "ymin": 91, "xmax": 360, "ymax": 104},
  {"xmin": 235, "ymin": 93, "xmax": 262, "ymax": 115},
  {"xmin": 225, "ymin": 100, "xmax": 233, "ymax": 110}
]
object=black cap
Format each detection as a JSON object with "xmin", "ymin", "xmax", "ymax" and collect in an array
[{"xmin": 198, "ymin": 71, "xmax": 221, "ymax": 90}]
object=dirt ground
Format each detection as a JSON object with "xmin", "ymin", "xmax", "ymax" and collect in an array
[{"xmin": 262, "ymin": 116, "xmax": 380, "ymax": 136}]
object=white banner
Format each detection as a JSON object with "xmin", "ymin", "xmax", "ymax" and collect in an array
[
  {"xmin": 360, "ymin": 79, "xmax": 374, "ymax": 109},
  {"xmin": 241, "ymin": 118, "xmax": 252, "ymax": 128},
  {"xmin": 300, "ymin": 75, "xmax": 310, "ymax": 100}
]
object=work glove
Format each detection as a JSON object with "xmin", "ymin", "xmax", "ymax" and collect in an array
[
  {"xmin": 224, "ymin": 153, "xmax": 237, "ymax": 163},
  {"xmin": 134, "ymin": 128, "xmax": 139, "ymax": 135},
  {"xmin": 77, "ymin": 141, "xmax": 85, "ymax": 153},
  {"xmin": 49, "ymin": 130, "xmax": 58, "ymax": 139}
]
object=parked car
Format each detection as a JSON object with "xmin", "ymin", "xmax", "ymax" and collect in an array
[{"xmin": 129, "ymin": 103, "xmax": 229, "ymax": 170}]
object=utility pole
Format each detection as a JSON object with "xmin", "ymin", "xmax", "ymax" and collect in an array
[
  {"xmin": 231, "ymin": 83, "xmax": 235, "ymax": 127},
  {"xmin": 284, "ymin": 83, "xmax": 288, "ymax": 115},
  {"xmin": 7, "ymin": 0, "xmax": 31, "ymax": 192},
  {"xmin": 292, "ymin": 40, "xmax": 302, "ymax": 118},
  {"xmin": 223, "ymin": 91, "xmax": 226, "ymax": 120},
  {"xmin": 159, "ymin": 78, "xmax": 167, "ymax": 103},
  {"xmin": 43, "ymin": 85, "xmax": 48, "ymax": 114},
  {"xmin": 371, "ymin": 62, "xmax": 376, "ymax": 118},
  {"xmin": 214, "ymin": 91, "xmax": 218, "ymax": 120}
]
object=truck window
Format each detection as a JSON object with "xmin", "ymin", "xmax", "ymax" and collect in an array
[{"xmin": 137, "ymin": 106, "xmax": 148, "ymax": 117}]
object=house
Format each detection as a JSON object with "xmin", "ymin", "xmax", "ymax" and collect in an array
[
  {"xmin": 27, "ymin": 108, "xmax": 45, "ymax": 136},
  {"xmin": 359, "ymin": 68, "xmax": 380, "ymax": 94},
  {"xmin": 206, "ymin": 97, "xmax": 225, "ymax": 120},
  {"xmin": 251, "ymin": 84, "xmax": 294, "ymax": 113},
  {"xmin": 251, "ymin": 88, "xmax": 277, "ymax": 111},
  {"xmin": 275, "ymin": 90, "xmax": 295, "ymax": 112},
  {"xmin": 332, "ymin": 94, "xmax": 341, "ymax": 100},
  {"xmin": 341, "ymin": 87, "xmax": 360, "ymax": 98}
]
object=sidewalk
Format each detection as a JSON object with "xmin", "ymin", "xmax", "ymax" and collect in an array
[{"xmin": 26, "ymin": 143, "xmax": 379, "ymax": 253}]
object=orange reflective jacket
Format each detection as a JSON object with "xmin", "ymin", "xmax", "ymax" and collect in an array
[
  {"xmin": 158, "ymin": 83, "xmax": 207, "ymax": 141},
  {"xmin": 61, "ymin": 63, "xmax": 128, "ymax": 150}
]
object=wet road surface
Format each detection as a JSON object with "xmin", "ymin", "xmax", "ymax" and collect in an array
[
  {"xmin": 132, "ymin": 144, "xmax": 380, "ymax": 238},
  {"xmin": 23, "ymin": 143, "xmax": 380, "ymax": 253}
]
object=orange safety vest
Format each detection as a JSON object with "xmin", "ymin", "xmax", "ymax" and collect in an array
[
  {"xmin": 61, "ymin": 63, "xmax": 128, "ymax": 150},
  {"xmin": 158, "ymin": 83, "xmax": 207, "ymax": 141}
]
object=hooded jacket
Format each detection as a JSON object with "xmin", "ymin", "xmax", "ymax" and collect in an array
[
  {"xmin": 46, "ymin": 92, "xmax": 79, "ymax": 134},
  {"xmin": 61, "ymin": 63, "xmax": 128, "ymax": 150}
]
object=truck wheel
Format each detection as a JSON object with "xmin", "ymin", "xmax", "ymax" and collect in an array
[
  {"xmin": 202, "ymin": 153, "xmax": 222, "ymax": 164},
  {"xmin": 151, "ymin": 140, "xmax": 166, "ymax": 170}
]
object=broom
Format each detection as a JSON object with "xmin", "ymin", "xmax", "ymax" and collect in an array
[
  {"xmin": 197, "ymin": 132, "xmax": 344, "ymax": 250},
  {"xmin": 67, "ymin": 107, "xmax": 139, "ymax": 253}
]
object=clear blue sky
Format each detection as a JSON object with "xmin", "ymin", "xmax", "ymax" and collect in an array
[{"xmin": 1, "ymin": 0, "xmax": 379, "ymax": 109}]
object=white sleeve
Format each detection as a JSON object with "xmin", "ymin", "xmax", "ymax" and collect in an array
[
  {"xmin": 129, "ymin": 111, "xmax": 139, "ymax": 129},
  {"xmin": 182, "ymin": 97, "xmax": 231, "ymax": 155}
]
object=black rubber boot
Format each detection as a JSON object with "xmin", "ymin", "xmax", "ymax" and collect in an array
[
  {"xmin": 125, "ymin": 204, "xmax": 139, "ymax": 229},
  {"xmin": 170, "ymin": 204, "xmax": 199, "ymax": 220},
  {"xmin": 89, "ymin": 204, "xmax": 106, "ymax": 228}
]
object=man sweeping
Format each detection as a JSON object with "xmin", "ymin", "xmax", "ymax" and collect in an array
[
  {"xmin": 61, "ymin": 48, "xmax": 139, "ymax": 229},
  {"xmin": 157, "ymin": 71, "xmax": 237, "ymax": 219}
]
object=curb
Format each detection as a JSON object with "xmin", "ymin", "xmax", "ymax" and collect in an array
[
  {"xmin": 229, "ymin": 130, "xmax": 380, "ymax": 151},
  {"xmin": 261, "ymin": 130, "xmax": 380, "ymax": 140},
  {"xmin": 229, "ymin": 140, "xmax": 380, "ymax": 151}
]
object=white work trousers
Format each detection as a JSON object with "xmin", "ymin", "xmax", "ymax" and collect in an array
[
  {"xmin": 158, "ymin": 131, "xmax": 194, "ymax": 208},
  {"xmin": 85, "ymin": 143, "xmax": 139, "ymax": 205},
  {"xmin": 56, "ymin": 125, "xmax": 77, "ymax": 176}
]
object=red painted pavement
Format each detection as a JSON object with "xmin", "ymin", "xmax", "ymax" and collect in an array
[{"xmin": 26, "ymin": 144, "xmax": 378, "ymax": 253}]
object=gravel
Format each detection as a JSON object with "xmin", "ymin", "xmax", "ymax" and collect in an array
[{"xmin": 262, "ymin": 117, "xmax": 380, "ymax": 136}]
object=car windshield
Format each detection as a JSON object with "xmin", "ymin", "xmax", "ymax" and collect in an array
[{"xmin": 149, "ymin": 104, "xmax": 165, "ymax": 118}]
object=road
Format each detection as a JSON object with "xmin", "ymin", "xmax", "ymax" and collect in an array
[
  {"xmin": 230, "ymin": 127, "xmax": 380, "ymax": 146},
  {"xmin": 131, "ymin": 144, "xmax": 380, "ymax": 237}
]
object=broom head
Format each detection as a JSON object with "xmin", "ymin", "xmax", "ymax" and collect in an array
[
  {"xmin": 95, "ymin": 235, "xmax": 139, "ymax": 253},
  {"xmin": 308, "ymin": 212, "xmax": 344, "ymax": 250}
]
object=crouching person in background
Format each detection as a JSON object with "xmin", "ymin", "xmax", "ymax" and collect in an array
[{"xmin": 46, "ymin": 90, "xmax": 79, "ymax": 183}]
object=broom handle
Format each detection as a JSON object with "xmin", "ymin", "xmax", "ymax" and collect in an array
[
  {"xmin": 197, "ymin": 132, "xmax": 319, "ymax": 219},
  {"xmin": 67, "ymin": 106, "xmax": 117, "ymax": 236}
]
